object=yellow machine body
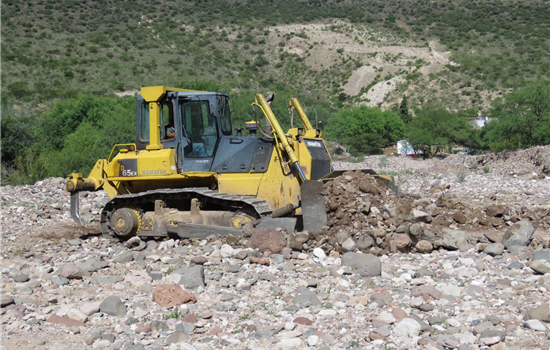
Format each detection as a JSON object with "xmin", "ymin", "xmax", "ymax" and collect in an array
[{"xmin": 66, "ymin": 86, "xmax": 385, "ymax": 240}]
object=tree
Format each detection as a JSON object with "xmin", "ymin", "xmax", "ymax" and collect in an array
[
  {"xmin": 324, "ymin": 106, "xmax": 404, "ymax": 155},
  {"xmin": 482, "ymin": 80, "xmax": 550, "ymax": 150},
  {"xmin": 406, "ymin": 104, "xmax": 479, "ymax": 157},
  {"xmin": 399, "ymin": 95, "xmax": 412, "ymax": 124}
]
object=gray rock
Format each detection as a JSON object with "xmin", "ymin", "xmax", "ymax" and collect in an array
[
  {"xmin": 148, "ymin": 272, "xmax": 163, "ymax": 280},
  {"xmin": 13, "ymin": 274, "xmax": 30, "ymax": 282},
  {"xmin": 341, "ymin": 252, "xmax": 381, "ymax": 277},
  {"xmin": 179, "ymin": 265, "xmax": 205, "ymax": 289},
  {"xmin": 95, "ymin": 276, "xmax": 124, "ymax": 284},
  {"xmin": 165, "ymin": 331, "xmax": 190, "ymax": 345},
  {"xmin": 1, "ymin": 295, "xmax": 14, "ymax": 307},
  {"xmin": 99, "ymin": 296, "xmax": 127, "ymax": 317},
  {"xmin": 533, "ymin": 250, "xmax": 550, "ymax": 262},
  {"xmin": 77, "ymin": 258, "xmax": 109, "ymax": 272},
  {"xmin": 51, "ymin": 276, "xmax": 70, "ymax": 285},
  {"xmin": 507, "ymin": 246, "xmax": 534, "ymax": 260},
  {"xmin": 175, "ymin": 322, "xmax": 195, "ymax": 334},
  {"xmin": 484, "ymin": 243, "xmax": 504, "ymax": 256},
  {"xmin": 409, "ymin": 223, "xmax": 423, "ymax": 237},
  {"xmin": 341, "ymin": 237, "xmax": 356, "ymax": 252},
  {"xmin": 293, "ymin": 290, "xmax": 321, "ymax": 308},
  {"xmin": 422, "ymin": 229, "xmax": 436, "ymax": 244},
  {"xmin": 530, "ymin": 260, "xmax": 550, "ymax": 274},
  {"xmin": 502, "ymin": 221, "xmax": 534, "ymax": 249},
  {"xmin": 58, "ymin": 263, "xmax": 83, "ymax": 279},
  {"xmin": 113, "ymin": 251, "xmax": 135, "ymax": 263},
  {"xmin": 356, "ymin": 235, "xmax": 374, "ymax": 251},
  {"xmin": 307, "ymin": 278, "xmax": 318, "ymax": 288},
  {"xmin": 507, "ymin": 262, "xmax": 524, "ymax": 270},
  {"xmin": 435, "ymin": 228, "xmax": 468, "ymax": 250},
  {"xmin": 67, "ymin": 239, "xmax": 82, "ymax": 246},
  {"xmin": 479, "ymin": 329, "xmax": 506, "ymax": 341},
  {"xmin": 336, "ymin": 230, "xmax": 350, "ymax": 245}
]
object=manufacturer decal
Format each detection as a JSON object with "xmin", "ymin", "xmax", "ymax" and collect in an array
[
  {"xmin": 119, "ymin": 159, "xmax": 138, "ymax": 177},
  {"xmin": 306, "ymin": 140, "xmax": 323, "ymax": 148}
]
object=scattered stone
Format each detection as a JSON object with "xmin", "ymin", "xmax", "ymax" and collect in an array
[
  {"xmin": 58, "ymin": 263, "xmax": 83, "ymax": 279},
  {"xmin": 393, "ymin": 318, "xmax": 421, "ymax": 337},
  {"xmin": 341, "ymin": 252, "xmax": 381, "ymax": 277},
  {"xmin": 484, "ymin": 243, "xmax": 505, "ymax": 256},
  {"xmin": 415, "ymin": 240, "xmax": 433, "ymax": 253},
  {"xmin": 530, "ymin": 260, "xmax": 550, "ymax": 274},
  {"xmin": 153, "ymin": 285, "xmax": 196, "ymax": 307},
  {"xmin": 524, "ymin": 319, "xmax": 547, "ymax": 331},
  {"xmin": 47, "ymin": 315, "xmax": 86, "ymax": 328},
  {"xmin": 178, "ymin": 265, "xmax": 205, "ymax": 289},
  {"xmin": 525, "ymin": 303, "xmax": 550, "ymax": 322},
  {"xmin": 165, "ymin": 331, "xmax": 190, "ymax": 345},
  {"xmin": 13, "ymin": 274, "xmax": 30, "ymax": 282},
  {"xmin": 247, "ymin": 227, "xmax": 287, "ymax": 254},
  {"xmin": 99, "ymin": 296, "xmax": 127, "ymax": 317},
  {"xmin": 1, "ymin": 295, "xmax": 15, "ymax": 308},
  {"xmin": 502, "ymin": 221, "xmax": 535, "ymax": 249}
]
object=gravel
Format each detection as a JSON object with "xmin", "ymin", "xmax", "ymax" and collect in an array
[{"xmin": 1, "ymin": 148, "xmax": 550, "ymax": 349}]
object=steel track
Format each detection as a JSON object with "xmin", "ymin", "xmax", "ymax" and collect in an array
[{"xmin": 100, "ymin": 187, "xmax": 272, "ymax": 240}]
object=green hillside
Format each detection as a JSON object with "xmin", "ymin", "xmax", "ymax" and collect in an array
[
  {"xmin": 2, "ymin": 0, "xmax": 550, "ymax": 184},
  {"xmin": 2, "ymin": 0, "xmax": 549, "ymax": 108}
]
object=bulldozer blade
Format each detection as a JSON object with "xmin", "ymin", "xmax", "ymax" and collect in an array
[
  {"xmin": 70, "ymin": 192, "xmax": 86, "ymax": 227},
  {"xmin": 257, "ymin": 217, "xmax": 297, "ymax": 232},
  {"xmin": 301, "ymin": 180, "xmax": 327, "ymax": 232}
]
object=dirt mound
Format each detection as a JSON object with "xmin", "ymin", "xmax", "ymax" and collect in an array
[
  {"xmin": 477, "ymin": 146, "xmax": 550, "ymax": 177},
  {"xmin": 311, "ymin": 169, "xmax": 550, "ymax": 256}
]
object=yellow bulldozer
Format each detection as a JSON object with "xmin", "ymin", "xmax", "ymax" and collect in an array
[{"xmin": 66, "ymin": 86, "xmax": 391, "ymax": 241}]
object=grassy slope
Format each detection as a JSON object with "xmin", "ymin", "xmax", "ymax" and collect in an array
[{"xmin": 2, "ymin": 0, "xmax": 549, "ymax": 111}]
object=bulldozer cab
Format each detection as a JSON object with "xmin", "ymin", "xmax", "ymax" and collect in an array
[{"xmin": 135, "ymin": 88, "xmax": 234, "ymax": 172}]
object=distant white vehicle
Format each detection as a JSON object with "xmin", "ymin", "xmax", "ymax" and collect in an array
[{"xmin": 397, "ymin": 140, "xmax": 423, "ymax": 157}]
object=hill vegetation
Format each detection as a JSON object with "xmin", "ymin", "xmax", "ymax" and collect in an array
[{"xmin": 2, "ymin": 0, "xmax": 550, "ymax": 184}]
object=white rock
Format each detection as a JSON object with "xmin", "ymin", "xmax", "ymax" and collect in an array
[
  {"xmin": 313, "ymin": 248, "xmax": 326, "ymax": 259},
  {"xmin": 67, "ymin": 308, "xmax": 88, "ymax": 323},
  {"xmin": 93, "ymin": 339, "xmax": 111, "ymax": 348},
  {"xmin": 393, "ymin": 318, "xmax": 421, "ymax": 337},
  {"xmin": 307, "ymin": 335, "xmax": 319, "ymax": 346},
  {"xmin": 56, "ymin": 304, "xmax": 75, "ymax": 317},
  {"xmin": 220, "ymin": 244, "xmax": 234, "ymax": 258},
  {"xmin": 80, "ymin": 301, "xmax": 101, "ymax": 316},
  {"xmin": 376, "ymin": 311, "xmax": 396, "ymax": 324},
  {"xmin": 284, "ymin": 322, "xmax": 296, "ymax": 331},
  {"xmin": 341, "ymin": 237, "xmax": 356, "ymax": 252},
  {"xmin": 446, "ymin": 318, "xmax": 462, "ymax": 328},
  {"xmin": 275, "ymin": 338, "xmax": 302, "ymax": 348},
  {"xmin": 479, "ymin": 336, "xmax": 501, "ymax": 346},
  {"xmin": 524, "ymin": 319, "xmax": 547, "ymax": 331}
]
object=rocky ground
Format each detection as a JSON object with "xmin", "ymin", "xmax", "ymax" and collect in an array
[{"xmin": 1, "ymin": 147, "xmax": 550, "ymax": 350}]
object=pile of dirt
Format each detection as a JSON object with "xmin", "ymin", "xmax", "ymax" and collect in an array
[
  {"xmin": 477, "ymin": 146, "xmax": 550, "ymax": 177},
  {"xmin": 308, "ymin": 170, "xmax": 550, "ymax": 256}
]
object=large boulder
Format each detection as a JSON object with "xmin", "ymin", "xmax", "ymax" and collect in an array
[
  {"xmin": 502, "ymin": 221, "xmax": 534, "ymax": 249},
  {"xmin": 341, "ymin": 252, "xmax": 381, "ymax": 277},
  {"xmin": 435, "ymin": 228, "xmax": 468, "ymax": 250}
]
